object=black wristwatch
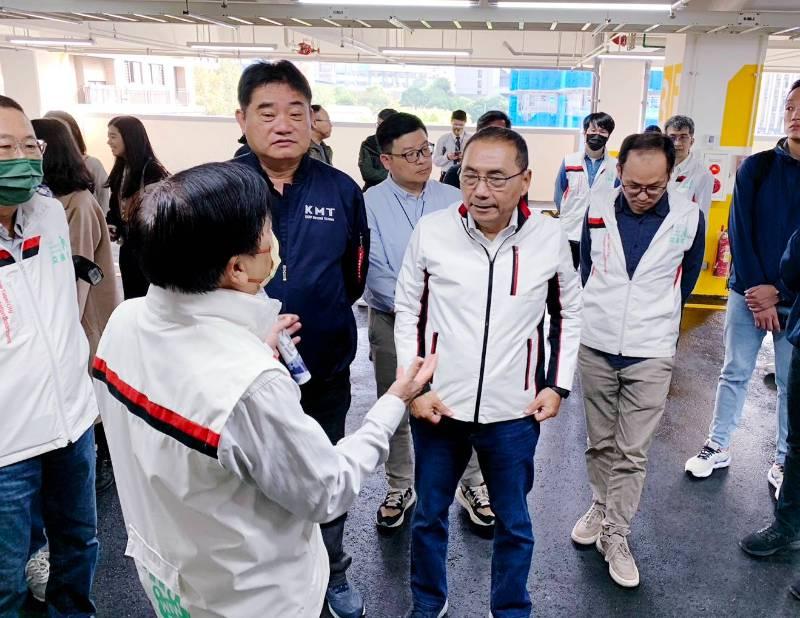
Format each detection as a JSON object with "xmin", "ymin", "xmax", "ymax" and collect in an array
[{"xmin": 546, "ymin": 385, "xmax": 570, "ymax": 399}]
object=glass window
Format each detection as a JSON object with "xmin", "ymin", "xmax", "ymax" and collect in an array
[
  {"xmin": 507, "ymin": 69, "xmax": 593, "ymax": 128},
  {"xmin": 643, "ymin": 68, "xmax": 663, "ymax": 129},
  {"xmin": 756, "ymin": 71, "xmax": 800, "ymax": 137}
]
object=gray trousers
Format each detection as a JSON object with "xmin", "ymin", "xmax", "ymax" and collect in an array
[
  {"xmin": 368, "ymin": 308, "xmax": 483, "ymax": 490},
  {"xmin": 578, "ymin": 345, "xmax": 674, "ymax": 534}
]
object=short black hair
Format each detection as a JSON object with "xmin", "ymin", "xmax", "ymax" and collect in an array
[
  {"xmin": 378, "ymin": 108, "xmax": 397, "ymax": 122},
  {"xmin": 664, "ymin": 115, "xmax": 695, "ymax": 136},
  {"xmin": 376, "ymin": 112, "xmax": 427, "ymax": 153},
  {"xmin": 0, "ymin": 95, "xmax": 23, "ymax": 112},
  {"xmin": 311, "ymin": 104, "xmax": 324, "ymax": 114},
  {"xmin": 477, "ymin": 110, "xmax": 512, "ymax": 131},
  {"xmin": 44, "ymin": 110, "xmax": 87, "ymax": 155},
  {"xmin": 583, "ymin": 112, "xmax": 615, "ymax": 134},
  {"xmin": 237, "ymin": 60, "xmax": 312, "ymax": 110},
  {"xmin": 618, "ymin": 133, "xmax": 676, "ymax": 176},
  {"xmin": 788, "ymin": 79, "xmax": 800, "ymax": 97},
  {"xmin": 451, "ymin": 110, "xmax": 467, "ymax": 122},
  {"xmin": 128, "ymin": 162, "xmax": 271, "ymax": 294},
  {"xmin": 31, "ymin": 118, "xmax": 94, "ymax": 197},
  {"xmin": 462, "ymin": 126, "xmax": 528, "ymax": 170},
  {"xmin": 644, "ymin": 124, "xmax": 662, "ymax": 133}
]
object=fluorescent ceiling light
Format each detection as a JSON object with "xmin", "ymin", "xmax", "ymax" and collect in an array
[
  {"xmin": 388, "ymin": 17, "xmax": 413, "ymax": 31},
  {"xmin": 380, "ymin": 47, "xmax": 472, "ymax": 57},
  {"xmin": 193, "ymin": 15, "xmax": 238, "ymax": 29},
  {"xmin": 599, "ymin": 53, "xmax": 664, "ymax": 60},
  {"xmin": 323, "ymin": 18, "xmax": 342, "ymax": 27},
  {"xmin": 496, "ymin": 2, "xmax": 671, "ymax": 10},
  {"xmin": 7, "ymin": 10, "xmax": 82, "ymax": 24},
  {"xmin": 290, "ymin": 17, "xmax": 313, "ymax": 27},
  {"xmin": 102, "ymin": 13, "xmax": 138, "ymax": 22},
  {"xmin": 454, "ymin": 20, "xmax": 462, "ymax": 29},
  {"xmin": 644, "ymin": 24, "xmax": 660, "ymax": 32},
  {"xmin": 706, "ymin": 25, "xmax": 728, "ymax": 34},
  {"xmin": 8, "ymin": 36, "xmax": 94, "ymax": 47},
  {"xmin": 421, "ymin": 20, "xmax": 432, "ymax": 29},
  {"xmin": 187, "ymin": 42, "xmax": 277, "ymax": 51},
  {"xmin": 258, "ymin": 17, "xmax": 283, "ymax": 26},
  {"xmin": 487, "ymin": 21, "xmax": 493, "ymax": 30},
  {"xmin": 773, "ymin": 27, "xmax": 799, "ymax": 36},
  {"xmin": 300, "ymin": 0, "xmax": 471, "ymax": 5},
  {"xmin": 519, "ymin": 21, "xmax": 525, "ymax": 30},
  {"xmin": 581, "ymin": 22, "xmax": 592, "ymax": 30},
  {"xmin": 613, "ymin": 23, "xmax": 627, "ymax": 32},
  {"xmin": 134, "ymin": 14, "xmax": 167, "ymax": 23},
  {"xmin": 227, "ymin": 16, "xmax": 254, "ymax": 25},
  {"xmin": 550, "ymin": 21, "xmax": 558, "ymax": 30},
  {"xmin": 356, "ymin": 19, "xmax": 372, "ymax": 28},
  {"xmin": 739, "ymin": 25, "xmax": 762, "ymax": 34},
  {"xmin": 72, "ymin": 12, "xmax": 108, "ymax": 21},
  {"xmin": 165, "ymin": 14, "xmax": 197, "ymax": 23},
  {"xmin": 675, "ymin": 24, "xmax": 693, "ymax": 32}
]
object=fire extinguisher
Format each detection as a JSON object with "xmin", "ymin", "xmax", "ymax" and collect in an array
[{"xmin": 713, "ymin": 226, "xmax": 731, "ymax": 278}]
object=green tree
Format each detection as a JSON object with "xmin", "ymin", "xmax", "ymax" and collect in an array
[
  {"xmin": 193, "ymin": 60, "xmax": 242, "ymax": 117},
  {"xmin": 400, "ymin": 86, "xmax": 426, "ymax": 108},
  {"xmin": 333, "ymin": 86, "xmax": 356, "ymax": 105}
]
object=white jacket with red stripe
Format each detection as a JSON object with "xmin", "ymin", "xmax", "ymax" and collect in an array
[
  {"xmin": 581, "ymin": 187, "xmax": 700, "ymax": 358},
  {"xmin": 394, "ymin": 201, "xmax": 582, "ymax": 424},
  {"xmin": 0, "ymin": 192, "xmax": 97, "ymax": 468},
  {"xmin": 558, "ymin": 150, "xmax": 618, "ymax": 242}
]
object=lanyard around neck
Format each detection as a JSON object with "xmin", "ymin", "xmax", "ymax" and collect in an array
[{"xmin": 394, "ymin": 193, "xmax": 425, "ymax": 230}]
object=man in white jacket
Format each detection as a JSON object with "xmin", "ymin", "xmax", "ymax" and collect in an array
[
  {"xmin": 571, "ymin": 132, "xmax": 705, "ymax": 589},
  {"xmin": 665, "ymin": 114, "xmax": 714, "ymax": 221},
  {"xmin": 0, "ymin": 96, "xmax": 99, "ymax": 616},
  {"xmin": 92, "ymin": 161, "xmax": 434, "ymax": 618},
  {"xmin": 395, "ymin": 127, "xmax": 582, "ymax": 617}
]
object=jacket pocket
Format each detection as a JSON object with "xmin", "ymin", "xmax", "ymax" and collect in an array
[
  {"xmin": 510, "ymin": 246, "xmax": 519, "ymax": 296},
  {"xmin": 524, "ymin": 338, "xmax": 533, "ymax": 391}
]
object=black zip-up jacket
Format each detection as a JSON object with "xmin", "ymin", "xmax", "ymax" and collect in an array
[{"xmin": 234, "ymin": 152, "xmax": 370, "ymax": 381}]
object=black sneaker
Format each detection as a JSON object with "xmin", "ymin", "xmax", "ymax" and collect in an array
[
  {"xmin": 376, "ymin": 487, "xmax": 416, "ymax": 529},
  {"xmin": 95, "ymin": 457, "xmax": 116, "ymax": 495},
  {"xmin": 740, "ymin": 523, "xmax": 800, "ymax": 557},
  {"xmin": 455, "ymin": 483, "xmax": 495, "ymax": 527}
]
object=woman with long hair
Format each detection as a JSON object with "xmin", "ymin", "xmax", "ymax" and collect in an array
[
  {"xmin": 44, "ymin": 110, "xmax": 111, "ymax": 214},
  {"xmin": 105, "ymin": 115, "xmax": 169, "ymax": 299}
]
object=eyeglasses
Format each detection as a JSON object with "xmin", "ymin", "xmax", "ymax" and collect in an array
[
  {"xmin": 460, "ymin": 169, "xmax": 525, "ymax": 190},
  {"xmin": 387, "ymin": 142, "xmax": 434, "ymax": 164},
  {"xmin": 0, "ymin": 139, "xmax": 46, "ymax": 160},
  {"xmin": 621, "ymin": 182, "xmax": 668, "ymax": 198},
  {"xmin": 667, "ymin": 134, "xmax": 692, "ymax": 143}
]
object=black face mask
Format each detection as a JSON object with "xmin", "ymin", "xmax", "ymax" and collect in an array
[{"xmin": 586, "ymin": 134, "xmax": 608, "ymax": 152}]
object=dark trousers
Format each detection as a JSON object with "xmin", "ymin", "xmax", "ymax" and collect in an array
[
  {"xmin": 0, "ymin": 427, "xmax": 98, "ymax": 617},
  {"xmin": 119, "ymin": 241, "xmax": 149, "ymax": 300},
  {"xmin": 410, "ymin": 416, "xmax": 540, "ymax": 618},
  {"xmin": 776, "ymin": 345, "xmax": 800, "ymax": 533},
  {"xmin": 569, "ymin": 240, "xmax": 580, "ymax": 271},
  {"xmin": 299, "ymin": 369, "xmax": 353, "ymax": 586}
]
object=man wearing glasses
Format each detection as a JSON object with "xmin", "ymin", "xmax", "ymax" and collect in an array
[
  {"xmin": 395, "ymin": 127, "xmax": 581, "ymax": 617},
  {"xmin": 364, "ymin": 113, "xmax": 496, "ymax": 533},
  {"xmin": 0, "ymin": 95, "xmax": 99, "ymax": 616},
  {"xmin": 571, "ymin": 133, "xmax": 704, "ymax": 589},
  {"xmin": 309, "ymin": 104, "xmax": 333, "ymax": 165},
  {"xmin": 665, "ymin": 115, "xmax": 714, "ymax": 220}
]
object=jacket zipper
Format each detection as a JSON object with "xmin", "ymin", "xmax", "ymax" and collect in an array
[
  {"xmin": 510, "ymin": 245, "xmax": 519, "ymax": 295},
  {"xmin": 524, "ymin": 338, "xmax": 533, "ymax": 391},
  {"xmin": 472, "ymin": 234, "xmax": 518, "ymax": 423},
  {"xmin": 618, "ymin": 280, "xmax": 633, "ymax": 354},
  {"xmin": 18, "ymin": 258, "xmax": 72, "ymax": 444},
  {"xmin": 357, "ymin": 233, "xmax": 365, "ymax": 286}
]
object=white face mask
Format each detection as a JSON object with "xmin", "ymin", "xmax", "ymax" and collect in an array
[{"xmin": 247, "ymin": 231, "xmax": 281, "ymax": 288}]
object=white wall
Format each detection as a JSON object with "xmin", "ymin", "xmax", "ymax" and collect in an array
[
  {"xmin": 76, "ymin": 112, "xmax": 577, "ymax": 202},
  {"xmin": 597, "ymin": 59, "xmax": 646, "ymax": 152}
]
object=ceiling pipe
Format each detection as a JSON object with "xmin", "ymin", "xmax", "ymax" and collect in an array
[{"xmin": 502, "ymin": 41, "xmax": 579, "ymax": 57}]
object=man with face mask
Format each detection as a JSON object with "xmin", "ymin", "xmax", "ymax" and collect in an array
[
  {"xmin": 0, "ymin": 95, "xmax": 99, "ymax": 616},
  {"xmin": 92, "ymin": 161, "xmax": 435, "ymax": 617},
  {"xmin": 571, "ymin": 133, "xmax": 705, "ymax": 588},
  {"xmin": 555, "ymin": 112, "xmax": 618, "ymax": 269}
]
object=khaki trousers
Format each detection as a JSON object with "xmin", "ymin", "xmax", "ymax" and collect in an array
[
  {"xmin": 368, "ymin": 309, "xmax": 483, "ymax": 490},
  {"xmin": 578, "ymin": 344, "xmax": 674, "ymax": 534}
]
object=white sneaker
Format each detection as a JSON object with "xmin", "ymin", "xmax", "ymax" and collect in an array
[
  {"xmin": 596, "ymin": 533, "xmax": 640, "ymax": 588},
  {"xmin": 25, "ymin": 548, "xmax": 49, "ymax": 602},
  {"xmin": 356, "ymin": 297, "xmax": 368, "ymax": 308},
  {"xmin": 768, "ymin": 462, "xmax": 784, "ymax": 496},
  {"xmin": 685, "ymin": 441, "xmax": 730, "ymax": 478},
  {"xmin": 571, "ymin": 503, "xmax": 605, "ymax": 545}
]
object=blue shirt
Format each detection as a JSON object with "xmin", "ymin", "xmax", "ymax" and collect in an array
[
  {"xmin": 364, "ymin": 175, "xmax": 462, "ymax": 313},
  {"xmin": 553, "ymin": 153, "xmax": 606, "ymax": 210},
  {"xmin": 729, "ymin": 140, "xmax": 800, "ymax": 306},
  {"xmin": 580, "ymin": 192, "xmax": 706, "ymax": 368}
]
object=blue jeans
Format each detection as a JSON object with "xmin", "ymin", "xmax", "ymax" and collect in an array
[
  {"xmin": 776, "ymin": 345, "xmax": 800, "ymax": 533},
  {"xmin": 708, "ymin": 291, "xmax": 792, "ymax": 463},
  {"xmin": 0, "ymin": 427, "xmax": 98, "ymax": 617},
  {"xmin": 410, "ymin": 416, "xmax": 540, "ymax": 618}
]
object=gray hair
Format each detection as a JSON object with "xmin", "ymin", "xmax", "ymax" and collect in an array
[{"xmin": 664, "ymin": 115, "xmax": 695, "ymax": 136}]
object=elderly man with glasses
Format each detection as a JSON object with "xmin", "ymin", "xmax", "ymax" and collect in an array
[
  {"xmin": 0, "ymin": 95, "xmax": 99, "ymax": 616},
  {"xmin": 395, "ymin": 126, "xmax": 581, "ymax": 617},
  {"xmin": 570, "ymin": 132, "xmax": 705, "ymax": 589},
  {"xmin": 364, "ymin": 112, "xmax": 497, "ymax": 534}
]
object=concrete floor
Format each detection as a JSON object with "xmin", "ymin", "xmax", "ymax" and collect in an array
[{"xmin": 75, "ymin": 304, "xmax": 799, "ymax": 617}]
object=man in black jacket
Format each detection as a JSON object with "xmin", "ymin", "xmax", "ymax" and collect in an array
[
  {"xmin": 358, "ymin": 108, "xmax": 396, "ymax": 191},
  {"xmin": 234, "ymin": 60, "xmax": 370, "ymax": 618}
]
